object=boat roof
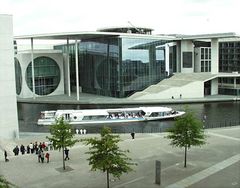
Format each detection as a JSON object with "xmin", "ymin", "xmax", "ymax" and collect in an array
[
  {"xmin": 140, "ymin": 107, "xmax": 172, "ymax": 113},
  {"xmin": 45, "ymin": 106, "xmax": 173, "ymax": 116}
]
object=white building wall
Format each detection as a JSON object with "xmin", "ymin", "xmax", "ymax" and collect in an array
[
  {"xmin": 0, "ymin": 15, "xmax": 19, "ymax": 139},
  {"xmin": 181, "ymin": 40, "xmax": 194, "ymax": 73},
  {"xmin": 211, "ymin": 39, "xmax": 219, "ymax": 74},
  {"xmin": 194, "ymin": 47, "xmax": 201, "ymax": 72},
  {"xmin": 15, "ymin": 51, "xmax": 65, "ymax": 98},
  {"xmin": 165, "ymin": 44, "xmax": 170, "ymax": 76}
]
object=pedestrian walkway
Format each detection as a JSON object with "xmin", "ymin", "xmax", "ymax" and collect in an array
[
  {"xmin": 0, "ymin": 126, "xmax": 239, "ymax": 188},
  {"xmin": 166, "ymin": 154, "xmax": 240, "ymax": 188}
]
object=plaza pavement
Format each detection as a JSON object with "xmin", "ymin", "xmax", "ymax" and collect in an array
[{"xmin": 0, "ymin": 126, "xmax": 239, "ymax": 188}]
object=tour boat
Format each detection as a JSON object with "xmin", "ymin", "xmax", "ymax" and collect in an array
[{"xmin": 37, "ymin": 106, "xmax": 185, "ymax": 126}]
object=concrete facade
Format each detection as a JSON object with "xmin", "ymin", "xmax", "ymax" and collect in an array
[
  {"xmin": 0, "ymin": 15, "xmax": 19, "ymax": 139},
  {"xmin": 180, "ymin": 40, "xmax": 194, "ymax": 73},
  {"xmin": 15, "ymin": 50, "xmax": 65, "ymax": 98}
]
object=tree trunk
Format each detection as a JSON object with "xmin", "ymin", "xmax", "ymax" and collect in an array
[
  {"xmin": 107, "ymin": 169, "xmax": 109, "ymax": 188},
  {"xmin": 63, "ymin": 146, "xmax": 65, "ymax": 170},
  {"xmin": 184, "ymin": 145, "xmax": 187, "ymax": 168}
]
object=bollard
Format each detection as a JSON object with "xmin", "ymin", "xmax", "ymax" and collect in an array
[{"xmin": 155, "ymin": 160, "xmax": 161, "ymax": 185}]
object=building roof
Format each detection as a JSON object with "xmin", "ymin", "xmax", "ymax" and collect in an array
[
  {"xmin": 174, "ymin": 32, "xmax": 240, "ymax": 40},
  {"xmin": 14, "ymin": 31, "xmax": 175, "ymax": 40}
]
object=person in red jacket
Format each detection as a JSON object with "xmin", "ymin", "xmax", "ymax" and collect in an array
[{"xmin": 45, "ymin": 152, "xmax": 50, "ymax": 163}]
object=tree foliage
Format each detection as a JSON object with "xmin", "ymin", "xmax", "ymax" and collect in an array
[
  {"xmin": 0, "ymin": 175, "xmax": 15, "ymax": 188},
  {"xmin": 82, "ymin": 127, "xmax": 136, "ymax": 188},
  {"xmin": 46, "ymin": 117, "xmax": 78, "ymax": 169},
  {"xmin": 166, "ymin": 108, "xmax": 206, "ymax": 167}
]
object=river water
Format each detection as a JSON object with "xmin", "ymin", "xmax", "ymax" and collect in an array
[{"xmin": 17, "ymin": 101, "xmax": 240, "ymax": 133}]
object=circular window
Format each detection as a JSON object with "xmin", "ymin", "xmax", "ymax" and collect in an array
[
  {"xmin": 96, "ymin": 57, "xmax": 118, "ymax": 89},
  {"xmin": 25, "ymin": 56, "xmax": 60, "ymax": 95},
  {"xmin": 14, "ymin": 58, "xmax": 22, "ymax": 95}
]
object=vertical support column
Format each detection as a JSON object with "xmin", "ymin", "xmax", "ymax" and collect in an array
[
  {"xmin": 67, "ymin": 39, "xmax": 71, "ymax": 96},
  {"xmin": 176, "ymin": 41, "xmax": 181, "ymax": 73},
  {"xmin": 234, "ymin": 77, "xmax": 236, "ymax": 88},
  {"xmin": 31, "ymin": 38, "xmax": 36, "ymax": 99},
  {"xmin": 165, "ymin": 44, "xmax": 169, "ymax": 76},
  {"xmin": 75, "ymin": 40, "xmax": 79, "ymax": 101},
  {"xmin": 211, "ymin": 39, "xmax": 219, "ymax": 74}
]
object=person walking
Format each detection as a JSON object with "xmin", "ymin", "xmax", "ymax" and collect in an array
[
  {"xmin": 29, "ymin": 142, "xmax": 34, "ymax": 154},
  {"xmin": 131, "ymin": 132, "xmax": 135, "ymax": 139},
  {"xmin": 27, "ymin": 145, "xmax": 30, "ymax": 154},
  {"xmin": 38, "ymin": 150, "xmax": 41, "ymax": 163},
  {"xmin": 20, "ymin": 144, "xmax": 25, "ymax": 155},
  {"xmin": 40, "ymin": 150, "xmax": 45, "ymax": 163},
  {"xmin": 64, "ymin": 148, "xmax": 70, "ymax": 160},
  {"xmin": 45, "ymin": 152, "xmax": 50, "ymax": 163},
  {"xmin": 13, "ymin": 146, "xmax": 19, "ymax": 156},
  {"xmin": 4, "ymin": 150, "xmax": 9, "ymax": 162}
]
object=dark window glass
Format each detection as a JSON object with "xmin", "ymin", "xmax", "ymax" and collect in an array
[
  {"xmin": 183, "ymin": 52, "xmax": 192, "ymax": 68},
  {"xmin": 14, "ymin": 58, "xmax": 22, "ymax": 95},
  {"xmin": 26, "ymin": 56, "xmax": 60, "ymax": 95}
]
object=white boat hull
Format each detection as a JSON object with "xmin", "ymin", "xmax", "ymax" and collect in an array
[{"xmin": 37, "ymin": 111, "xmax": 185, "ymax": 126}]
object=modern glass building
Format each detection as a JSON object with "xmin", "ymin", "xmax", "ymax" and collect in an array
[
  {"xmin": 14, "ymin": 29, "xmax": 240, "ymax": 99},
  {"xmin": 55, "ymin": 35, "xmax": 170, "ymax": 97}
]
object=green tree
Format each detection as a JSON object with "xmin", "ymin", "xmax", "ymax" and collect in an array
[
  {"xmin": 166, "ymin": 109, "xmax": 206, "ymax": 168},
  {"xmin": 81, "ymin": 127, "xmax": 136, "ymax": 188},
  {"xmin": 0, "ymin": 175, "xmax": 15, "ymax": 188},
  {"xmin": 46, "ymin": 117, "xmax": 78, "ymax": 170}
]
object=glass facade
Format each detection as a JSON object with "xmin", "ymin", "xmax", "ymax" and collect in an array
[
  {"xmin": 55, "ymin": 36, "xmax": 169, "ymax": 98},
  {"xmin": 219, "ymin": 42, "xmax": 240, "ymax": 72},
  {"xmin": 200, "ymin": 47, "xmax": 211, "ymax": 72},
  {"xmin": 121, "ymin": 38, "xmax": 166, "ymax": 96},
  {"xmin": 218, "ymin": 77, "xmax": 240, "ymax": 96},
  {"xmin": 79, "ymin": 37, "xmax": 119, "ymax": 97},
  {"xmin": 26, "ymin": 56, "xmax": 60, "ymax": 95},
  {"xmin": 14, "ymin": 57, "xmax": 22, "ymax": 95}
]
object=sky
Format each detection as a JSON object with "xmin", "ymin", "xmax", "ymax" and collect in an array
[{"xmin": 1, "ymin": 0, "xmax": 240, "ymax": 36}]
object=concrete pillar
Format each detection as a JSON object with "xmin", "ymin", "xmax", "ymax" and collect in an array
[
  {"xmin": 165, "ymin": 44, "xmax": 169, "ymax": 76},
  {"xmin": 67, "ymin": 39, "xmax": 71, "ymax": 96},
  {"xmin": 234, "ymin": 77, "xmax": 236, "ymax": 88},
  {"xmin": 211, "ymin": 78, "xmax": 218, "ymax": 95},
  {"xmin": 31, "ymin": 38, "xmax": 36, "ymax": 99},
  {"xmin": 75, "ymin": 40, "xmax": 79, "ymax": 101},
  {"xmin": 0, "ymin": 14, "xmax": 19, "ymax": 139},
  {"xmin": 176, "ymin": 41, "xmax": 181, "ymax": 72},
  {"xmin": 180, "ymin": 40, "xmax": 194, "ymax": 73},
  {"xmin": 211, "ymin": 39, "xmax": 219, "ymax": 74}
]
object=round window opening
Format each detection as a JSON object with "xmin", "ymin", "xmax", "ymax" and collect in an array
[
  {"xmin": 26, "ymin": 56, "xmax": 60, "ymax": 95},
  {"xmin": 14, "ymin": 58, "xmax": 22, "ymax": 95}
]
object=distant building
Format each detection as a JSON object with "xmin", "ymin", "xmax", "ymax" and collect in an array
[{"xmin": 14, "ymin": 27, "xmax": 240, "ymax": 100}]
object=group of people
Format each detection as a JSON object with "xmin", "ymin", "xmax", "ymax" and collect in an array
[
  {"xmin": 38, "ymin": 149, "xmax": 50, "ymax": 163},
  {"xmin": 12, "ymin": 141, "xmax": 53, "ymax": 156},
  {"xmin": 75, "ymin": 128, "xmax": 87, "ymax": 135},
  {"xmin": 108, "ymin": 112, "xmax": 143, "ymax": 120},
  {"xmin": 4, "ymin": 141, "xmax": 72, "ymax": 164}
]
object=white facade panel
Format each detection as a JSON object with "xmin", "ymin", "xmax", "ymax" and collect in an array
[
  {"xmin": 0, "ymin": 15, "xmax": 19, "ymax": 139},
  {"xmin": 15, "ymin": 51, "xmax": 65, "ymax": 98},
  {"xmin": 181, "ymin": 40, "xmax": 194, "ymax": 73}
]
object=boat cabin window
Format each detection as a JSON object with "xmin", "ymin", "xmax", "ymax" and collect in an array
[
  {"xmin": 149, "ymin": 111, "xmax": 170, "ymax": 117},
  {"xmin": 63, "ymin": 114, "xmax": 70, "ymax": 121},
  {"xmin": 83, "ymin": 115, "xmax": 107, "ymax": 120},
  {"xmin": 43, "ymin": 112, "xmax": 56, "ymax": 119}
]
